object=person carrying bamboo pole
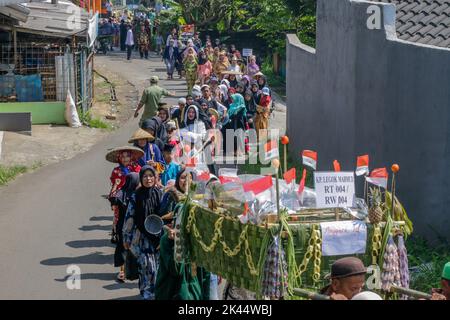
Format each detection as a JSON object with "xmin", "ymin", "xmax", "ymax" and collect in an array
[
  {"xmin": 320, "ymin": 257, "xmax": 367, "ymax": 300},
  {"xmin": 430, "ymin": 262, "xmax": 450, "ymax": 300}
]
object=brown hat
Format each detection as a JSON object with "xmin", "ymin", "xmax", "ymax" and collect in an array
[
  {"xmin": 105, "ymin": 146, "xmax": 144, "ymax": 163},
  {"xmin": 128, "ymin": 128, "xmax": 155, "ymax": 143},
  {"xmin": 330, "ymin": 257, "xmax": 366, "ymax": 279}
]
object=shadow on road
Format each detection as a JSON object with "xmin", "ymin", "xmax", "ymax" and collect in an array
[
  {"xmin": 103, "ymin": 282, "xmax": 137, "ymax": 291},
  {"xmin": 55, "ymin": 272, "xmax": 116, "ymax": 282},
  {"xmin": 109, "ymin": 294, "xmax": 142, "ymax": 300},
  {"xmin": 65, "ymin": 239, "xmax": 114, "ymax": 249},
  {"xmin": 90, "ymin": 216, "xmax": 113, "ymax": 222},
  {"xmin": 40, "ymin": 252, "xmax": 114, "ymax": 266},
  {"xmin": 79, "ymin": 224, "xmax": 112, "ymax": 231}
]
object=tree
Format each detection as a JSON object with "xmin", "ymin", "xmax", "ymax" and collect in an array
[{"xmin": 173, "ymin": 0, "xmax": 238, "ymax": 28}]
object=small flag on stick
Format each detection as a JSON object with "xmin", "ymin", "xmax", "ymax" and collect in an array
[
  {"xmin": 302, "ymin": 150, "xmax": 317, "ymax": 170},
  {"xmin": 366, "ymin": 167, "xmax": 388, "ymax": 189},
  {"xmin": 356, "ymin": 154, "xmax": 369, "ymax": 176},
  {"xmin": 283, "ymin": 168, "xmax": 296, "ymax": 184},
  {"xmin": 333, "ymin": 160, "xmax": 341, "ymax": 172}
]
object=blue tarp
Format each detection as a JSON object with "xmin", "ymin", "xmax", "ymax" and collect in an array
[{"xmin": 14, "ymin": 74, "xmax": 44, "ymax": 102}]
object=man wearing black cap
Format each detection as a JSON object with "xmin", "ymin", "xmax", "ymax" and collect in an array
[{"xmin": 320, "ymin": 257, "xmax": 367, "ymax": 300}]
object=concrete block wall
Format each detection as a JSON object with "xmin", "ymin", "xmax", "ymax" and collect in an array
[{"xmin": 287, "ymin": 0, "xmax": 450, "ymax": 241}]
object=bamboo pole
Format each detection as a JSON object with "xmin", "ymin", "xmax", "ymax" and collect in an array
[
  {"xmin": 293, "ymin": 288, "xmax": 330, "ymax": 300},
  {"xmin": 389, "ymin": 285, "xmax": 431, "ymax": 300}
]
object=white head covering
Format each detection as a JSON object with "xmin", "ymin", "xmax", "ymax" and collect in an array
[
  {"xmin": 351, "ymin": 291, "xmax": 383, "ymax": 300},
  {"xmin": 178, "ymin": 97, "xmax": 187, "ymax": 104},
  {"xmin": 221, "ymin": 79, "xmax": 230, "ymax": 89},
  {"xmin": 219, "ymin": 84, "xmax": 228, "ymax": 101}
]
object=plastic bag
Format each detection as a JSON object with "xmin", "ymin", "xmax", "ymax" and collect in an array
[{"xmin": 65, "ymin": 90, "xmax": 82, "ymax": 128}]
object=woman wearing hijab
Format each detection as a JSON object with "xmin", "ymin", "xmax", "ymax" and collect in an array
[
  {"xmin": 227, "ymin": 74, "xmax": 239, "ymax": 89},
  {"xmin": 246, "ymin": 55, "xmax": 260, "ymax": 78},
  {"xmin": 109, "ymin": 172, "xmax": 140, "ymax": 282},
  {"xmin": 197, "ymin": 50, "xmax": 212, "ymax": 85},
  {"xmin": 155, "ymin": 170, "xmax": 211, "ymax": 300},
  {"xmin": 244, "ymin": 89, "xmax": 257, "ymax": 129},
  {"xmin": 222, "ymin": 93, "xmax": 247, "ymax": 156},
  {"xmin": 129, "ymin": 128, "xmax": 165, "ymax": 175},
  {"xmin": 180, "ymin": 105, "xmax": 207, "ymax": 146},
  {"xmin": 257, "ymin": 75, "xmax": 270, "ymax": 93},
  {"xmin": 241, "ymin": 75, "xmax": 251, "ymax": 90},
  {"xmin": 183, "ymin": 52, "xmax": 198, "ymax": 95},
  {"xmin": 109, "ymin": 150, "xmax": 141, "ymax": 197},
  {"xmin": 142, "ymin": 117, "xmax": 168, "ymax": 152},
  {"xmin": 123, "ymin": 166, "xmax": 163, "ymax": 300}
]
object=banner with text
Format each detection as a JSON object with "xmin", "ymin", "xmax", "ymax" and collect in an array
[{"xmin": 314, "ymin": 171, "xmax": 355, "ymax": 208}]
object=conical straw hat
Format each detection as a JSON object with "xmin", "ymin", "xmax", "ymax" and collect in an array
[
  {"xmin": 128, "ymin": 128, "xmax": 155, "ymax": 143},
  {"xmin": 105, "ymin": 146, "xmax": 144, "ymax": 163}
]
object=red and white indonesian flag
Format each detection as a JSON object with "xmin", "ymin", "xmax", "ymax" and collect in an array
[
  {"xmin": 302, "ymin": 150, "xmax": 317, "ymax": 170},
  {"xmin": 218, "ymin": 168, "xmax": 241, "ymax": 185},
  {"xmin": 356, "ymin": 155, "xmax": 369, "ymax": 176},
  {"xmin": 366, "ymin": 167, "xmax": 388, "ymax": 189},
  {"xmin": 243, "ymin": 175, "xmax": 273, "ymax": 196},
  {"xmin": 263, "ymin": 140, "xmax": 279, "ymax": 161},
  {"xmin": 283, "ymin": 168, "xmax": 296, "ymax": 185},
  {"xmin": 297, "ymin": 169, "xmax": 307, "ymax": 195}
]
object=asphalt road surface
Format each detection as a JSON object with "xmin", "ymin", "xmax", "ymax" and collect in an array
[{"xmin": 0, "ymin": 50, "xmax": 286, "ymax": 299}]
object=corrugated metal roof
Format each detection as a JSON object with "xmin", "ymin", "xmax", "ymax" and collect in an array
[
  {"xmin": 17, "ymin": 1, "xmax": 88, "ymax": 37},
  {"xmin": 0, "ymin": 4, "xmax": 30, "ymax": 22}
]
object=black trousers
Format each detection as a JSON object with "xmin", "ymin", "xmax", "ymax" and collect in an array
[
  {"xmin": 126, "ymin": 45, "xmax": 133, "ymax": 60},
  {"xmin": 140, "ymin": 48, "xmax": 149, "ymax": 59}
]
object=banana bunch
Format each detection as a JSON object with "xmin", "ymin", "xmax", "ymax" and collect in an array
[{"xmin": 384, "ymin": 191, "xmax": 413, "ymax": 235}]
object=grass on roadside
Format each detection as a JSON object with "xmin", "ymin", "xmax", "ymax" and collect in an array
[
  {"xmin": 78, "ymin": 109, "xmax": 113, "ymax": 130},
  {"xmin": 0, "ymin": 165, "xmax": 28, "ymax": 185}
]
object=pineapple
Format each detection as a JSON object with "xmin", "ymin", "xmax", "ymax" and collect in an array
[{"xmin": 368, "ymin": 187, "xmax": 384, "ymax": 224}]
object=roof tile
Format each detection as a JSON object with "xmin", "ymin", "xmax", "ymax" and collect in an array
[{"xmin": 373, "ymin": 0, "xmax": 450, "ymax": 48}]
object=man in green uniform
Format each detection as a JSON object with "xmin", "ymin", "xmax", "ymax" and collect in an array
[
  {"xmin": 134, "ymin": 76, "xmax": 175, "ymax": 127},
  {"xmin": 431, "ymin": 262, "xmax": 450, "ymax": 300}
]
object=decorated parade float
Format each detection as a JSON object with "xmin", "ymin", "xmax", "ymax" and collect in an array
[{"xmin": 165, "ymin": 137, "xmax": 424, "ymax": 300}]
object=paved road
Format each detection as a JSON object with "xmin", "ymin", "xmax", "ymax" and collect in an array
[{"xmin": 0, "ymin": 50, "xmax": 286, "ymax": 299}]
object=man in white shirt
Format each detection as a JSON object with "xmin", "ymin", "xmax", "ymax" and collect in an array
[{"xmin": 125, "ymin": 25, "xmax": 134, "ymax": 60}]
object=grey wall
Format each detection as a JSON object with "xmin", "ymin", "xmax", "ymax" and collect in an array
[{"xmin": 287, "ymin": 0, "xmax": 450, "ymax": 241}]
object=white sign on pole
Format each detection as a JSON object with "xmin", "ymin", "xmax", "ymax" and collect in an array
[
  {"xmin": 242, "ymin": 48, "xmax": 253, "ymax": 57},
  {"xmin": 314, "ymin": 171, "xmax": 355, "ymax": 208},
  {"xmin": 321, "ymin": 221, "xmax": 367, "ymax": 256},
  {"xmin": 88, "ymin": 13, "xmax": 99, "ymax": 48}
]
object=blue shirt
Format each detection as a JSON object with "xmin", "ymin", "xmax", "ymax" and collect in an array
[{"xmin": 161, "ymin": 162, "xmax": 180, "ymax": 186}]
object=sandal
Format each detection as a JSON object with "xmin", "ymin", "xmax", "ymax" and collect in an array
[{"xmin": 117, "ymin": 271, "xmax": 125, "ymax": 282}]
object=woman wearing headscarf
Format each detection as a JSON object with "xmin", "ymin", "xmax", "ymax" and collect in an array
[
  {"xmin": 183, "ymin": 52, "xmax": 198, "ymax": 95},
  {"xmin": 108, "ymin": 149, "xmax": 141, "ymax": 198},
  {"xmin": 255, "ymin": 87, "xmax": 272, "ymax": 140},
  {"xmin": 129, "ymin": 128, "xmax": 165, "ymax": 175},
  {"xmin": 246, "ymin": 55, "xmax": 260, "ymax": 78},
  {"xmin": 257, "ymin": 75, "xmax": 270, "ymax": 92},
  {"xmin": 109, "ymin": 172, "xmax": 140, "ymax": 282},
  {"xmin": 123, "ymin": 165, "xmax": 163, "ymax": 300},
  {"xmin": 241, "ymin": 75, "xmax": 251, "ymax": 90},
  {"xmin": 227, "ymin": 74, "xmax": 239, "ymax": 89},
  {"xmin": 213, "ymin": 51, "xmax": 230, "ymax": 80},
  {"xmin": 180, "ymin": 105, "xmax": 207, "ymax": 146},
  {"xmin": 244, "ymin": 89, "xmax": 257, "ymax": 129},
  {"xmin": 155, "ymin": 170, "xmax": 211, "ymax": 300},
  {"xmin": 142, "ymin": 117, "xmax": 168, "ymax": 152},
  {"xmin": 197, "ymin": 50, "xmax": 212, "ymax": 85},
  {"xmin": 222, "ymin": 93, "xmax": 247, "ymax": 156}
]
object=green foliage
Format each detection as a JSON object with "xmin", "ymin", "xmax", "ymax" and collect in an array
[
  {"xmin": 78, "ymin": 110, "xmax": 112, "ymax": 130},
  {"xmin": 0, "ymin": 165, "xmax": 28, "ymax": 185},
  {"xmin": 407, "ymin": 236, "xmax": 450, "ymax": 293}
]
